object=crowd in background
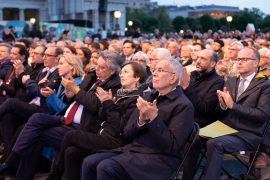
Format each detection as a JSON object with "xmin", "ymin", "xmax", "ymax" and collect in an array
[{"xmin": 0, "ymin": 24, "xmax": 269, "ymax": 180}]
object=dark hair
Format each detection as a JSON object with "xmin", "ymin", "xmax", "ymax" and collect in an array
[
  {"xmin": 42, "ymin": 25, "xmax": 46, "ymax": 28},
  {"xmin": 92, "ymin": 49, "xmax": 101, "ymax": 56},
  {"xmin": 90, "ymin": 42, "xmax": 100, "ymax": 50},
  {"xmin": 30, "ymin": 44, "xmax": 38, "ymax": 50},
  {"xmin": 65, "ymin": 45, "xmax": 77, "ymax": 54},
  {"xmin": 99, "ymin": 40, "xmax": 109, "ymax": 50},
  {"xmin": 19, "ymin": 39, "xmax": 32, "ymax": 48},
  {"xmin": 8, "ymin": 25, "xmax": 14, "ymax": 29},
  {"xmin": 54, "ymin": 46, "xmax": 64, "ymax": 57},
  {"xmin": 210, "ymin": 51, "xmax": 218, "ymax": 63},
  {"xmin": 123, "ymin": 40, "xmax": 136, "ymax": 49},
  {"xmin": 121, "ymin": 61, "xmax": 147, "ymax": 84},
  {"xmin": 13, "ymin": 44, "xmax": 29, "ymax": 61},
  {"xmin": 193, "ymin": 43, "xmax": 206, "ymax": 50},
  {"xmin": 80, "ymin": 47, "xmax": 92, "ymax": 68},
  {"xmin": 241, "ymin": 41, "xmax": 248, "ymax": 47}
]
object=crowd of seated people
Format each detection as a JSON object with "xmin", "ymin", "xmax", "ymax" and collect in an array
[{"xmin": 0, "ymin": 28, "xmax": 268, "ymax": 180}]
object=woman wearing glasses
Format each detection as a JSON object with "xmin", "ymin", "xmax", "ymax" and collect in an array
[{"xmin": 46, "ymin": 61, "xmax": 150, "ymax": 180}]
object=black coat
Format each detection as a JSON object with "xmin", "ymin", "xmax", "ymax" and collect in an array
[
  {"xmin": 183, "ymin": 68, "xmax": 224, "ymax": 127},
  {"xmin": 100, "ymin": 84, "xmax": 150, "ymax": 139},
  {"xmin": 0, "ymin": 59, "xmax": 13, "ymax": 80},
  {"xmin": 146, "ymin": 66, "xmax": 152, "ymax": 78},
  {"xmin": 111, "ymin": 34, "xmax": 119, "ymax": 40},
  {"xmin": 15, "ymin": 63, "xmax": 45, "ymax": 103},
  {"xmin": 22, "ymin": 67, "xmax": 61, "ymax": 113},
  {"xmin": 216, "ymin": 73, "xmax": 270, "ymax": 149},
  {"xmin": 29, "ymin": 28, "xmax": 42, "ymax": 39},
  {"xmin": 57, "ymin": 71, "xmax": 121, "ymax": 133},
  {"xmin": 1, "ymin": 60, "xmax": 31, "ymax": 99},
  {"xmin": 107, "ymin": 86, "xmax": 194, "ymax": 180}
]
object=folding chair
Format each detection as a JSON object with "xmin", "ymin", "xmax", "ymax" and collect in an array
[
  {"xmin": 196, "ymin": 119, "xmax": 270, "ymax": 180},
  {"xmin": 171, "ymin": 122, "xmax": 200, "ymax": 180}
]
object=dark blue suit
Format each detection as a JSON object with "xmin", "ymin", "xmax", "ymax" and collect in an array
[
  {"xmin": 82, "ymin": 86, "xmax": 194, "ymax": 180},
  {"xmin": 0, "ymin": 59, "xmax": 12, "ymax": 80}
]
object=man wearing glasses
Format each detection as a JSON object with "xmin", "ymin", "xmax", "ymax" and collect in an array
[
  {"xmin": 132, "ymin": 51, "xmax": 152, "ymax": 77},
  {"xmin": 146, "ymin": 48, "xmax": 171, "ymax": 90},
  {"xmin": 0, "ymin": 46, "xmax": 62, "ymax": 154},
  {"xmin": 183, "ymin": 47, "xmax": 270, "ymax": 180},
  {"xmin": 216, "ymin": 41, "xmax": 243, "ymax": 81},
  {"xmin": 257, "ymin": 48, "xmax": 270, "ymax": 78}
]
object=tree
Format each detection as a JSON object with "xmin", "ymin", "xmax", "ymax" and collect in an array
[
  {"xmin": 214, "ymin": 19, "xmax": 221, "ymax": 29},
  {"xmin": 200, "ymin": 14, "xmax": 215, "ymax": 32},
  {"xmin": 237, "ymin": 13, "xmax": 257, "ymax": 31},
  {"xmin": 186, "ymin": 17, "xmax": 195, "ymax": 27},
  {"xmin": 143, "ymin": 16, "xmax": 160, "ymax": 32},
  {"xmin": 262, "ymin": 20, "xmax": 270, "ymax": 29},
  {"xmin": 231, "ymin": 14, "xmax": 240, "ymax": 30},
  {"xmin": 172, "ymin": 16, "xmax": 186, "ymax": 32},
  {"xmin": 220, "ymin": 17, "xmax": 227, "ymax": 26}
]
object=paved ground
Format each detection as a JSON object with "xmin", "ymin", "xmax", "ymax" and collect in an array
[{"xmin": 2, "ymin": 153, "xmax": 270, "ymax": 180}]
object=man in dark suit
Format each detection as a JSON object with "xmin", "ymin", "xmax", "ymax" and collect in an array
[
  {"xmin": 179, "ymin": 49, "xmax": 224, "ymax": 128},
  {"xmin": 1, "ymin": 50, "xmax": 122, "ymax": 180},
  {"xmin": 111, "ymin": 29, "xmax": 119, "ymax": 40},
  {"xmin": 121, "ymin": 40, "xmax": 135, "ymax": 62},
  {"xmin": 13, "ymin": 45, "xmax": 46, "ymax": 102},
  {"xmin": 0, "ymin": 46, "xmax": 62, "ymax": 150},
  {"xmin": 81, "ymin": 58, "xmax": 194, "ymax": 180},
  {"xmin": 0, "ymin": 43, "xmax": 13, "ymax": 81},
  {"xmin": 183, "ymin": 47, "xmax": 270, "ymax": 180},
  {"xmin": 0, "ymin": 44, "xmax": 31, "ymax": 104},
  {"xmin": 91, "ymin": 27, "xmax": 103, "ymax": 41},
  {"xmin": 29, "ymin": 24, "xmax": 42, "ymax": 39}
]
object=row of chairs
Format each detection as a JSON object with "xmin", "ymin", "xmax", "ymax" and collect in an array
[{"xmin": 171, "ymin": 118, "xmax": 270, "ymax": 180}]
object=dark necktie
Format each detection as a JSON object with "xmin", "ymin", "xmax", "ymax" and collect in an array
[{"xmin": 64, "ymin": 79, "xmax": 102, "ymax": 125}]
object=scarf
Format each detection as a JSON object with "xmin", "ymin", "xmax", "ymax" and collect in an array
[{"xmin": 116, "ymin": 82, "xmax": 146, "ymax": 98}]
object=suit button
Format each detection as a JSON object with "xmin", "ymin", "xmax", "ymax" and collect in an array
[{"xmin": 157, "ymin": 124, "xmax": 160, "ymax": 127}]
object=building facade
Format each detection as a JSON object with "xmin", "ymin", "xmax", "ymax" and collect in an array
[
  {"xmin": 167, "ymin": 4, "xmax": 239, "ymax": 20},
  {"xmin": 0, "ymin": 0, "xmax": 143, "ymax": 32}
]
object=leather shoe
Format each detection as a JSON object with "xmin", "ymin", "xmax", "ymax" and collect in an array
[
  {"xmin": 253, "ymin": 152, "xmax": 270, "ymax": 169},
  {"xmin": 240, "ymin": 168, "xmax": 261, "ymax": 180}
]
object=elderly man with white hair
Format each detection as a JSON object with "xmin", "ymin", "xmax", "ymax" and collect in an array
[
  {"xmin": 258, "ymin": 48, "xmax": 270, "ymax": 77},
  {"xmin": 81, "ymin": 58, "xmax": 194, "ymax": 180},
  {"xmin": 166, "ymin": 42, "xmax": 180, "ymax": 61},
  {"xmin": 180, "ymin": 45, "xmax": 193, "ymax": 66},
  {"xmin": 133, "ymin": 51, "xmax": 152, "ymax": 77},
  {"xmin": 216, "ymin": 41, "xmax": 244, "ymax": 80},
  {"xmin": 147, "ymin": 48, "xmax": 171, "ymax": 90}
]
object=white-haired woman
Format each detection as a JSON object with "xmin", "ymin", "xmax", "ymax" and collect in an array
[{"xmin": 180, "ymin": 45, "xmax": 193, "ymax": 66}]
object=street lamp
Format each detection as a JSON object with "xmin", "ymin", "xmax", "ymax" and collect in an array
[
  {"xmin": 128, "ymin": 21, "xmax": 133, "ymax": 26},
  {"xmin": 114, "ymin": 11, "xmax": 121, "ymax": 30},
  {"xmin": 180, "ymin": 30, "xmax": 184, "ymax": 34},
  {"xmin": 30, "ymin": 18, "xmax": 36, "ymax": 24},
  {"xmin": 226, "ymin": 16, "xmax": 232, "ymax": 32}
]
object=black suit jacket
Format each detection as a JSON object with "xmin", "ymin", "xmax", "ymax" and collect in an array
[
  {"xmin": 216, "ymin": 73, "xmax": 270, "ymax": 149},
  {"xmin": 57, "ymin": 71, "xmax": 121, "ymax": 133},
  {"xmin": 22, "ymin": 67, "xmax": 61, "ymax": 113},
  {"xmin": 108, "ymin": 86, "xmax": 194, "ymax": 180},
  {"xmin": 1, "ymin": 60, "xmax": 31, "ymax": 99},
  {"xmin": 15, "ymin": 63, "xmax": 45, "ymax": 102},
  {"xmin": 183, "ymin": 68, "xmax": 224, "ymax": 127},
  {"xmin": 0, "ymin": 59, "xmax": 13, "ymax": 80}
]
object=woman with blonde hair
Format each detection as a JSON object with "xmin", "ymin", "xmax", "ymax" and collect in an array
[
  {"xmin": 42, "ymin": 54, "xmax": 84, "ymax": 113},
  {"xmin": 146, "ymin": 44, "xmax": 156, "ymax": 59}
]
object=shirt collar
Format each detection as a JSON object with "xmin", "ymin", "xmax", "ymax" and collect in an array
[
  {"xmin": 45, "ymin": 65, "xmax": 58, "ymax": 73},
  {"xmin": 240, "ymin": 72, "xmax": 256, "ymax": 82}
]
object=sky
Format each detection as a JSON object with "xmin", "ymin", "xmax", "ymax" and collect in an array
[{"xmin": 154, "ymin": 0, "xmax": 270, "ymax": 16}]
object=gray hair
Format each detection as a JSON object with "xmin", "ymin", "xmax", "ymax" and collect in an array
[
  {"xmin": 152, "ymin": 48, "xmax": 171, "ymax": 60},
  {"xmin": 160, "ymin": 58, "xmax": 182, "ymax": 87},
  {"xmin": 259, "ymin": 48, "xmax": 270, "ymax": 58},
  {"xmin": 181, "ymin": 45, "xmax": 193, "ymax": 52},
  {"xmin": 99, "ymin": 50, "xmax": 123, "ymax": 73},
  {"xmin": 133, "ymin": 51, "xmax": 149, "ymax": 64},
  {"xmin": 0, "ymin": 43, "xmax": 12, "ymax": 52},
  {"xmin": 229, "ymin": 41, "xmax": 244, "ymax": 51}
]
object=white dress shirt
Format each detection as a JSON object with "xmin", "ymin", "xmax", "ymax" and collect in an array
[{"xmin": 64, "ymin": 79, "xmax": 105, "ymax": 124}]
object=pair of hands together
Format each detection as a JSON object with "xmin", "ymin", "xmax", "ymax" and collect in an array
[
  {"xmin": 216, "ymin": 60, "xmax": 229, "ymax": 75},
  {"xmin": 137, "ymin": 96, "xmax": 158, "ymax": 125},
  {"xmin": 217, "ymin": 87, "xmax": 234, "ymax": 109}
]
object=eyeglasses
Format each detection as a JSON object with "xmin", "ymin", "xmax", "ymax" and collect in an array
[
  {"xmin": 228, "ymin": 48, "xmax": 239, "ymax": 52},
  {"xmin": 133, "ymin": 59, "xmax": 146, "ymax": 63},
  {"xmin": 235, "ymin": 57, "xmax": 257, "ymax": 63},
  {"xmin": 32, "ymin": 52, "xmax": 43, "ymax": 56},
  {"xmin": 44, "ymin": 54, "xmax": 57, "ymax": 58},
  {"xmin": 152, "ymin": 68, "xmax": 175, "ymax": 74},
  {"xmin": 119, "ymin": 70, "xmax": 131, "ymax": 76},
  {"xmin": 149, "ymin": 58, "xmax": 159, "ymax": 62},
  {"xmin": 261, "ymin": 56, "xmax": 269, "ymax": 59}
]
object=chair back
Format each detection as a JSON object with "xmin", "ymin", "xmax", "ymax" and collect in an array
[{"xmin": 171, "ymin": 122, "xmax": 200, "ymax": 180}]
